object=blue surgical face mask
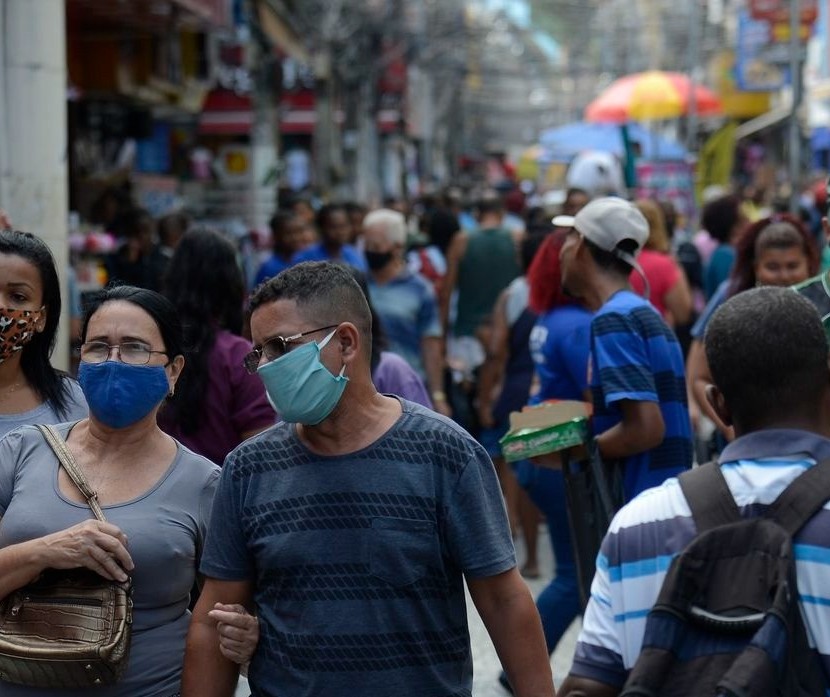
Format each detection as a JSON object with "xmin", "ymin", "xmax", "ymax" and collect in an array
[
  {"xmin": 257, "ymin": 329, "xmax": 348, "ymax": 425},
  {"xmin": 78, "ymin": 361, "xmax": 170, "ymax": 429}
]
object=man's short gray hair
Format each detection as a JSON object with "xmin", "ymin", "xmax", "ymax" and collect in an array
[{"xmin": 363, "ymin": 209, "xmax": 407, "ymax": 246}]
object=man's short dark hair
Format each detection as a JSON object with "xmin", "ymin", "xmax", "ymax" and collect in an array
[
  {"xmin": 583, "ymin": 236, "xmax": 638, "ymax": 278},
  {"xmin": 705, "ymin": 287, "xmax": 829, "ymax": 428},
  {"xmin": 250, "ymin": 261, "xmax": 372, "ymax": 356},
  {"xmin": 701, "ymin": 195, "xmax": 741, "ymax": 243}
]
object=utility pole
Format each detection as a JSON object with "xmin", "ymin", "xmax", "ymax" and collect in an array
[
  {"xmin": 789, "ymin": 0, "xmax": 803, "ymax": 214},
  {"xmin": 687, "ymin": 0, "xmax": 701, "ymax": 154},
  {"xmin": 0, "ymin": 0, "xmax": 69, "ymax": 369}
]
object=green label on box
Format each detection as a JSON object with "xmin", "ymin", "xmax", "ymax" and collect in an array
[{"xmin": 498, "ymin": 417, "xmax": 589, "ymax": 463}]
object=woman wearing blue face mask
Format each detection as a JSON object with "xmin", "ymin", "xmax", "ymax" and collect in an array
[{"xmin": 0, "ymin": 285, "xmax": 247, "ymax": 696}]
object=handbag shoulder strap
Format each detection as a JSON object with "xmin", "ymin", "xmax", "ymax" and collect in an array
[{"xmin": 37, "ymin": 424, "xmax": 107, "ymax": 523}]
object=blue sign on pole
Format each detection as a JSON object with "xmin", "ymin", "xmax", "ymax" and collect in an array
[{"xmin": 736, "ymin": 10, "xmax": 789, "ymax": 91}]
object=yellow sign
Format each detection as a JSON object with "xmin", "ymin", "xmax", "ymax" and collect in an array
[
  {"xmin": 770, "ymin": 22, "xmax": 812, "ymax": 42},
  {"xmin": 709, "ymin": 51, "xmax": 771, "ymax": 118}
]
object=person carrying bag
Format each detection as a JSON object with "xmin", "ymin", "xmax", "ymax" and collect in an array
[{"xmin": 0, "ymin": 425, "xmax": 132, "ymax": 688}]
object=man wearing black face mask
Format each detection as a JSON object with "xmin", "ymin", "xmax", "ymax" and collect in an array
[{"xmin": 363, "ymin": 209, "xmax": 451, "ymax": 416}]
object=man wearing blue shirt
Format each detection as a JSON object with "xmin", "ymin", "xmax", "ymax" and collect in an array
[
  {"xmin": 292, "ymin": 203, "xmax": 367, "ymax": 272},
  {"xmin": 557, "ymin": 197, "xmax": 693, "ymax": 501},
  {"xmin": 559, "ymin": 287, "xmax": 830, "ymax": 696}
]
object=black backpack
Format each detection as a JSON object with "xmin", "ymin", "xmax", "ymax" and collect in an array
[{"xmin": 620, "ymin": 460, "xmax": 830, "ymax": 697}]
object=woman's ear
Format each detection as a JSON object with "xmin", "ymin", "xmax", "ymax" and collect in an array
[
  {"xmin": 35, "ymin": 306, "xmax": 47, "ymax": 333},
  {"xmin": 166, "ymin": 355, "xmax": 186, "ymax": 395}
]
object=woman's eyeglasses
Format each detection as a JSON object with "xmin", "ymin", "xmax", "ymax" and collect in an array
[
  {"xmin": 243, "ymin": 324, "xmax": 338, "ymax": 374},
  {"xmin": 79, "ymin": 342, "xmax": 167, "ymax": 365}
]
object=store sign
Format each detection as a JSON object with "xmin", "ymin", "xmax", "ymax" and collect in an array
[
  {"xmin": 635, "ymin": 161, "xmax": 696, "ymax": 222},
  {"xmin": 736, "ymin": 10, "xmax": 788, "ymax": 91},
  {"xmin": 749, "ymin": 0, "xmax": 817, "ymax": 25}
]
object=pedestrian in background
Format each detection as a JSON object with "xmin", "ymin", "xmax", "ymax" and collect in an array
[
  {"xmin": 159, "ymin": 228, "xmax": 274, "ymax": 465},
  {"xmin": 630, "ymin": 198, "xmax": 693, "ymax": 327},
  {"xmin": 254, "ymin": 211, "xmax": 305, "ymax": 287},
  {"xmin": 687, "ymin": 214, "xmax": 817, "ymax": 444},
  {"xmin": 558, "ymin": 197, "xmax": 693, "ymax": 501},
  {"xmin": 292, "ymin": 203, "xmax": 367, "ymax": 271},
  {"xmin": 363, "ymin": 208, "xmax": 450, "ymax": 415}
]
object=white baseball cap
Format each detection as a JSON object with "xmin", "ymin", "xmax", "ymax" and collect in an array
[
  {"xmin": 553, "ymin": 197, "xmax": 651, "ymax": 298},
  {"xmin": 552, "ymin": 197, "xmax": 649, "ymax": 256}
]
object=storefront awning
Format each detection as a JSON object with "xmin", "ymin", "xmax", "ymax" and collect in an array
[
  {"xmin": 735, "ymin": 104, "xmax": 792, "ymax": 140},
  {"xmin": 199, "ymin": 89, "xmax": 253, "ymax": 135}
]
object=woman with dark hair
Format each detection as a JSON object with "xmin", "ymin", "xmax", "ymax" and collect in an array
[
  {"xmin": 0, "ymin": 285, "xmax": 230, "ymax": 695},
  {"xmin": 0, "ymin": 229, "xmax": 87, "ymax": 438},
  {"xmin": 159, "ymin": 228, "xmax": 274, "ymax": 465},
  {"xmin": 687, "ymin": 213, "xmax": 818, "ymax": 441}
]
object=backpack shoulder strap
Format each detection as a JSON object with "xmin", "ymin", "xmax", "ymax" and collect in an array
[
  {"xmin": 678, "ymin": 461, "xmax": 741, "ymax": 532},
  {"xmin": 767, "ymin": 458, "xmax": 830, "ymax": 536}
]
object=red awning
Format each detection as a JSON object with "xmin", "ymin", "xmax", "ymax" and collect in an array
[{"xmin": 199, "ymin": 89, "xmax": 253, "ymax": 135}]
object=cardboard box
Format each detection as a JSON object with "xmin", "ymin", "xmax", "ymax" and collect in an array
[{"xmin": 499, "ymin": 400, "xmax": 591, "ymax": 463}]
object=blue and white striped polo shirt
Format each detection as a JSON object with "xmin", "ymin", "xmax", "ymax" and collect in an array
[{"xmin": 571, "ymin": 429, "xmax": 830, "ymax": 689}]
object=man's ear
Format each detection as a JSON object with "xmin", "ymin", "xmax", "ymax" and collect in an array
[
  {"xmin": 336, "ymin": 322, "xmax": 361, "ymax": 365},
  {"xmin": 705, "ymin": 384, "xmax": 732, "ymax": 427}
]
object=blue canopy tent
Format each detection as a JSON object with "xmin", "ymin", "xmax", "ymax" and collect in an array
[{"xmin": 538, "ymin": 122, "xmax": 688, "ymax": 163}]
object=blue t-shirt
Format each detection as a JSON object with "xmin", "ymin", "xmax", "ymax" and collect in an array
[
  {"xmin": 589, "ymin": 290, "xmax": 692, "ymax": 500},
  {"xmin": 529, "ymin": 305, "xmax": 593, "ymax": 404},
  {"xmin": 704, "ymin": 244, "xmax": 735, "ymax": 300},
  {"xmin": 690, "ymin": 279, "xmax": 729, "ymax": 340},
  {"xmin": 368, "ymin": 271, "xmax": 441, "ymax": 378},
  {"xmin": 201, "ymin": 400, "xmax": 515, "ymax": 697},
  {"xmin": 254, "ymin": 254, "xmax": 292, "ymax": 287},
  {"xmin": 292, "ymin": 242, "xmax": 367, "ymax": 272}
]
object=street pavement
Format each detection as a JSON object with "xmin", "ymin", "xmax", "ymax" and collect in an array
[
  {"xmin": 234, "ymin": 524, "xmax": 579, "ymax": 696},
  {"xmin": 470, "ymin": 525, "xmax": 580, "ymax": 695}
]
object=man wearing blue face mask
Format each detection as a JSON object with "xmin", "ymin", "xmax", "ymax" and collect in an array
[{"xmin": 182, "ymin": 261, "xmax": 554, "ymax": 697}]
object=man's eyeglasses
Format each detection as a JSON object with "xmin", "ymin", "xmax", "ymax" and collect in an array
[
  {"xmin": 79, "ymin": 341, "xmax": 168, "ymax": 365},
  {"xmin": 243, "ymin": 324, "xmax": 339, "ymax": 374}
]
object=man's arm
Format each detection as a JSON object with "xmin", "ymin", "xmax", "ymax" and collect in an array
[
  {"xmin": 595, "ymin": 399, "xmax": 664, "ymax": 460},
  {"xmin": 182, "ymin": 578, "xmax": 254, "ymax": 697},
  {"xmin": 467, "ymin": 568, "xmax": 555, "ymax": 697},
  {"xmin": 439, "ymin": 233, "xmax": 467, "ymax": 331},
  {"xmin": 475, "ymin": 289, "xmax": 510, "ymax": 428},
  {"xmin": 558, "ymin": 675, "xmax": 619, "ymax": 697}
]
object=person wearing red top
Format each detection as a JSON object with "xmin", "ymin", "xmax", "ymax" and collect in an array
[{"xmin": 629, "ymin": 199, "xmax": 692, "ymax": 326}]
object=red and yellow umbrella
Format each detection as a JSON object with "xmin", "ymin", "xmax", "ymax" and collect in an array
[{"xmin": 586, "ymin": 70, "xmax": 722, "ymax": 123}]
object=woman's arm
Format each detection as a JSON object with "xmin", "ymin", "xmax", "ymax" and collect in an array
[{"xmin": 0, "ymin": 519, "xmax": 133, "ymax": 599}]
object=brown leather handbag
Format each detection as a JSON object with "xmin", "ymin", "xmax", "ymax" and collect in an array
[{"xmin": 0, "ymin": 425, "xmax": 133, "ymax": 688}]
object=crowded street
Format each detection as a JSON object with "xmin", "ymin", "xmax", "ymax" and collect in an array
[{"xmin": 2, "ymin": 1, "xmax": 830, "ymax": 696}]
